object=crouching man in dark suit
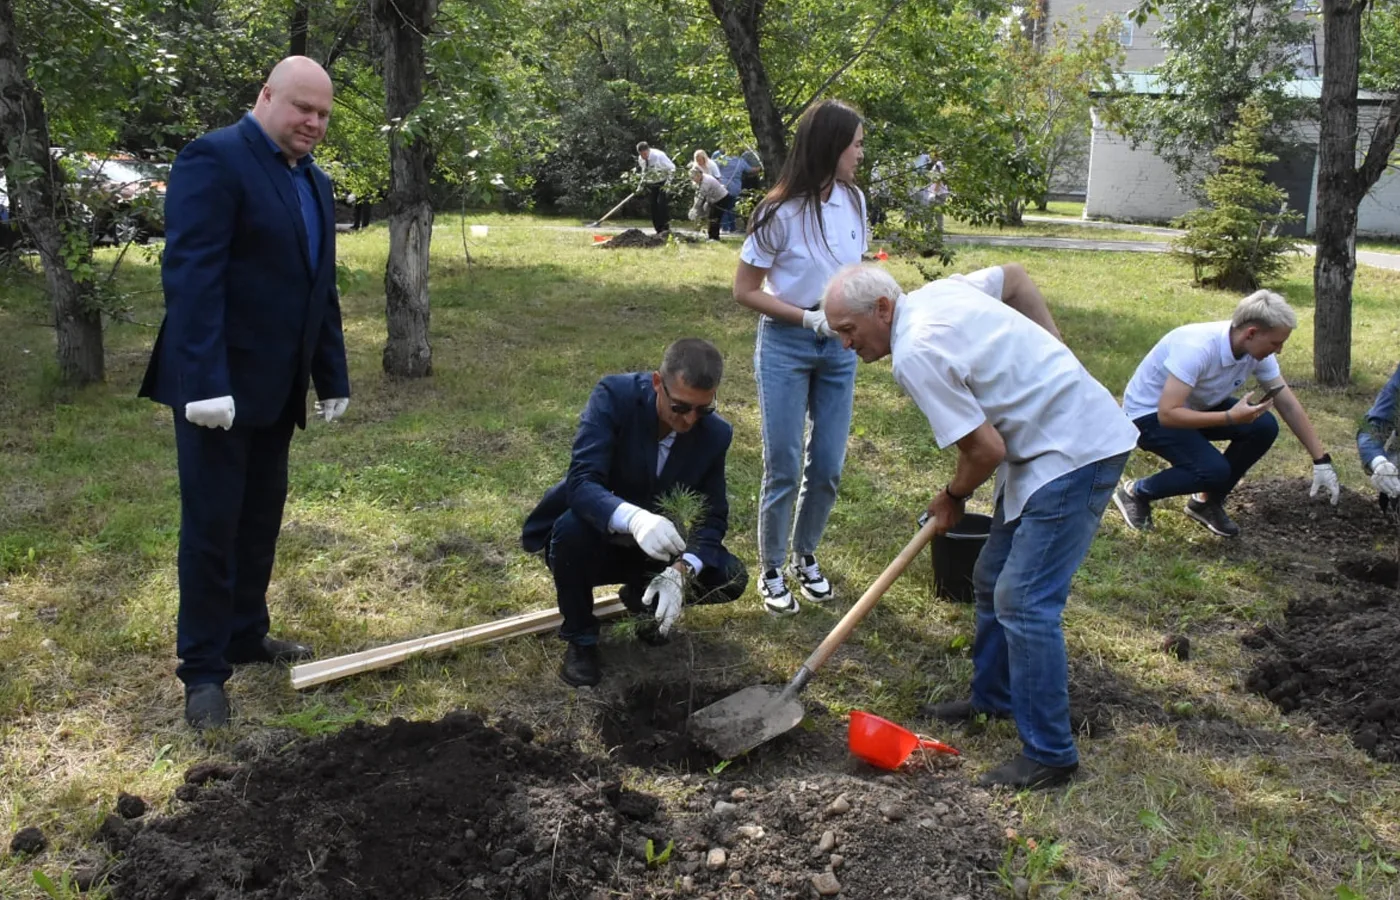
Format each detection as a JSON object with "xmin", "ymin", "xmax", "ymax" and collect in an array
[{"xmin": 522, "ymin": 339, "xmax": 748, "ymax": 686}]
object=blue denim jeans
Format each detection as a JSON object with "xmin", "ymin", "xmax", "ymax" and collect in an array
[
  {"xmin": 1132, "ymin": 400, "xmax": 1278, "ymax": 502},
  {"xmin": 754, "ymin": 315, "xmax": 857, "ymax": 572},
  {"xmin": 970, "ymin": 451, "xmax": 1129, "ymax": 767}
]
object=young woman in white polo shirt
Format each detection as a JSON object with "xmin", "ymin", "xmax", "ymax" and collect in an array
[{"xmin": 732, "ymin": 99, "xmax": 867, "ymax": 615}]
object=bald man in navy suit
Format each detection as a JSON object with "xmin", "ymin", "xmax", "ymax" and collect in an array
[{"xmin": 140, "ymin": 57, "xmax": 350, "ymax": 729}]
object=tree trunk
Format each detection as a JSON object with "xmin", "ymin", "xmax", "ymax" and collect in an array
[
  {"xmin": 0, "ymin": 0, "xmax": 103, "ymax": 384},
  {"xmin": 290, "ymin": 1, "xmax": 309, "ymax": 57},
  {"xmin": 373, "ymin": 0, "xmax": 437, "ymax": 378},
  {"xmin": 1312, "ymin": 0, "xmax": 1365, "ymax": 387},
  {"xmin": 707, "ymin": 0, "xmax": 787, "ymax": 181}
]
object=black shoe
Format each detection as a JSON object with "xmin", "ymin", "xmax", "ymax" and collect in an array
[
  {"xmin": 559, "ymin": 642, "xmax": 601, "ymax": 687},
  {"xmin": 976, "ymin": 754, "xmax": 1078, "ymax": 790},
  {"xmin": 1112, "ymin": 481, "xmax": 1154, "ymax": 531},
  {"xmin": 918, "ymin": 698, "xmax": 1010, "ymax": 724},
  {"xmin": 1185, "ymin": 497, "xmax": 1240, "ymax": 537},
  {"xmin": 184, "ymin": 684, "xmax": 230, "ymax": 730},
  {"xmin": 225, "ymin": 636, "xmax": 314, "ymax": 665}
]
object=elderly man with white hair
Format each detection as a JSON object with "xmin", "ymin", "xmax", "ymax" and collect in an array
[
  {"xmin": 1112, "ymin": 291, "xmax": 1339, "ymax": 538},
  {"xmin": 822, "ymin": 263, "xmax": 1137, "ymax": 790}
]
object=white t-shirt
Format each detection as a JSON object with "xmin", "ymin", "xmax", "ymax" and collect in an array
[
  {"xmin": 1121, "ymin": 321, "xmax": 1284, "ymax": 421},
  {"xmin": 739, "ymin": 185, "xmax": 868, "ymax": 310},
  {"xmin": 891, "ymin": 279, "xmax": 1139, "ymax": 521},
  {"xmin": 639, "ymin": 149, "xmax": 676, "ymax": 183}
]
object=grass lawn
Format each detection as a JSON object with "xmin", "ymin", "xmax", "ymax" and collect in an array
[{"xmin": 3, "ymin": 213, "xmax": 1400, "ymax": 898}]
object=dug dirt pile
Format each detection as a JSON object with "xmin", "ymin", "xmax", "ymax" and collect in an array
[
  {"xmin": 107, "ymin": 700, "xmax": 1005, "ymax": 899},
  {"xmin": 597, "ymin": 228, "xmax": 701, "ymax": 249}
]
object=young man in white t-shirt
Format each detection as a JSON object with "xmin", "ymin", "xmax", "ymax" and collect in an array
[
  {"xmin": 1113, "ymin": 291, "xmax": 1339, "ymax": 537},
  {"xmin": 822, "ymin": 263, "xmax": 1137, "ymax": 791}
]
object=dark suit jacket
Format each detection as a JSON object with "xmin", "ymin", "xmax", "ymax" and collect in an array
[
  {"xmin": 139, "ymin": 115, "xmax": 350, "ymax": 429},
  {"xmin": 522, "ymin": 373, "xmax": 733, "ymax": 570}
]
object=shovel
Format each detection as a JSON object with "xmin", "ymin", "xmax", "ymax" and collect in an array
[
  {"xmin": 689, "ymin": 517, "xmax": 940, "ymax": 758},
  {"xmin": 586, "ymin": 190, "xmax": 638, "ymax": 228}
]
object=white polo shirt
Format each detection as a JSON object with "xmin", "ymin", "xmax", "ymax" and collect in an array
[
  {"xmin": 891, "ymin": 279, "xmax": 1139, "ymax": 521},
  {"xmin": 1121, "ymin": 321, "xmax": 1284, "ymax": 421},
  {"xmin": 739, "ymin": 185, "xmax": 868, "ymax": 310}
]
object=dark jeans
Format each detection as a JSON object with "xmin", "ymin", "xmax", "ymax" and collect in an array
[
  {"xmin": 353, "ymin": 200, "xmax": 372, "ymax": 229},
  {"xmin": 545, "ymin": 510, "xmax": 747, "ymax": 644},
  {"xmin": 173, "ymin": 406, "xmax": 297, "ymax": 686},
  {"xmin": 1131, "ymin": 400, "xmax": 1279, "ymax": 502},
  {"xmin": 708, "ymin": 194, "xmax": 736, "ymax": 240},
  {"xmin": 645, "ymin": 183, "xmax": 670, "ymax": 234}
]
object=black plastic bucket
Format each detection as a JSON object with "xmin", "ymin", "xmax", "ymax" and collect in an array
[{"xmin": 932, "ymin": 513, "xmax": 992, "ymax": 603}]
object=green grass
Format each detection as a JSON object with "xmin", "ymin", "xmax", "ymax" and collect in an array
[{"xmin": 3, "ymin": 214, "xmax": 1400, "ymax": 898}]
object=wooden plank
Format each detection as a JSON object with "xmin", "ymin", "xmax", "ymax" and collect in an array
[{"xmin": 290, "ymin": 594, "xmax": 625, "ymax": 690}]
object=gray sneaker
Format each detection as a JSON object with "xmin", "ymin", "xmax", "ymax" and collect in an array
[
  {"xmin": 1185, "ymin": 497, "xmax": 1240, "ymax": 537},
  {"xmin": 1112, "ymin": 481, "xmax": 1154, "ymax": 531}
]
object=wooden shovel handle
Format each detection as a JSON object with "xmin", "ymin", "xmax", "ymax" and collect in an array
[{"xmin": 797, "ymin": 516, "xmax": 940, "ymax": 677}]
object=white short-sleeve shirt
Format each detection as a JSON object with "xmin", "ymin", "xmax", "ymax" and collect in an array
[
  {"xmin": 1120, "ymin": 321, "xmax": 1284, "ymax": 421},
  {"xmin": 739, "ymin": 186, "xmax": 869, "ymax": 310},
  {"xmin": 891, "ymin": 279, "xmax": 1139, "ymax": 521}
]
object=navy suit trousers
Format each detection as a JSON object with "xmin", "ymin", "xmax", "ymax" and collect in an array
[
  {"xmin": 173, "ymin": 408, "xmax": 297, "ymax": 685},
  {"xmin": 546, "ymin": 510, "xmax": 747, "ymax": 644}
]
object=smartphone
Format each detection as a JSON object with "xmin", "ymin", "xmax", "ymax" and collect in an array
[{"xmin": 1255, "ymin": 385, "xmax": 1285, "ymax": 405}]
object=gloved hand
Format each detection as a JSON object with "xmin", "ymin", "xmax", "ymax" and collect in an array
[
  {"xmin": 627, "ymin": 509, "xmax": 686, "ymax": 562},
  {"xmin": 316, "ymin": 397, "xmax": 349, "ymax": 423},
  {"xmin": 801, "ymin": 308, "xmax": 835, "ymax": 338},
  {"xmin": 1310, "ymin": 462, "xmax": 1340, "ymax": 505},
  {"xmin": 643, "ymin": 565, "xmax": 686, "ymax": 636},
  {"xmin": 185, "ymin": 395, "xmax": 235, "ymax": 430},
  {"xmin": 1371, "ymin": 456, "xmax": 1400, "ymax": 498}
]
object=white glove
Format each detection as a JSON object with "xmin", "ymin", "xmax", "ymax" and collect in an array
[
  {"xmin": 1310, "ymin": 462, "xmax": 1340, "ymax": 505},
  {"xmin": 643, "ymin": 566, "xmax": 686, "ymax": 636},
  {"xmin": 1371, "ymin": 456, "xmax": 1400, "ymax": 498},
  {"xmin": 316, "ymin": 397, "xmax": 349, "ymax": 423},
  {"xmin": 185, "ymin": 395, "xmax": 235, "ymax": 430},
  {"xmin": 627, "ymin": 509, "xmax": 686, "ymax": 562},
  {"xmin": 801, "ymin": 308, "xmax": 835, "ymax": 338}
]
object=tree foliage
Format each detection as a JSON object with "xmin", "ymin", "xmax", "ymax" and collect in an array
[{"xmin": 1172, "ymin": 95, "xmax": 1300, "ymax": 291}]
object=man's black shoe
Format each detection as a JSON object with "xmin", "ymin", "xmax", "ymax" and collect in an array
[
  {"xmin": 918, "ymin": 698, "xmax": 1010, "ymax": 724},
  {"xmin": 1112, "ymin": 482, "xmax": 1154, "ymax": 531},
  {"xmin": 184, "ymin": 684, "xmax": 230, "ymax": 730},
  {"xmin": 559, "ymin": 642, "xmax": 601, "ymax": 687},
  {"xmin": 225, "ymin": 636, "xmax": 314, "ymax": 665},
  {"xmin": 1185, "ymin": 497, "xmax": 1241, "ymax": 537},
  {"xmin": 976, "ymin": 753, "xmax": 1078, "ymax": 790}
]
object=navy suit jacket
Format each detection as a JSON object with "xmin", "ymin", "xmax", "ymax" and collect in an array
[
  {"xmin": 139, "ymin": 115, "xmax": 350, "ymax": 429},
  {"xmin": 522, "ymin": 373, "xmax": 733, "ymax": 570}
]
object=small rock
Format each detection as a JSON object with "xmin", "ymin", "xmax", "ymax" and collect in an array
[
  {"xmin": 1012, "ymin": 876, "xmax": 1031, "ymax": 899},
  {"xmin": 681, "ymin": 876, "xmax": 696, "ymax": 892},
  {"xmin": 932, "ymin": 801, "xmax": 950, "ymax": 816},
  {"xmin": 817, "ymin": 830, "xmax": 836, "ymax": 853},
  {"xmin": 713, "ymin": 800, "xmax": 739, "ymax": 818},
  {"xmin": 737, "ymin": 825, "xmax": 765, "ymax": 840},
  {"xmin": 490, "ymin": 848, "xmax": 518, "ymax": 871},
  {"xmin": 115, "ymin": 792, "xmax": 147, "ymax": 819},
  {"xmin": 811, "ymin": 871, "xmax": 842, "ymax": 896},
  {"xmin": 830, "ymin": 853, "xmax": 844, "ymax": 869},
  {"xmin": 919, "ymin": 817, "xmax": 937, "ymax": 829},
  {"xmin": 826, "ymin": 795, "xmax": 851, "ymax": 816},
  {"xmin": 9, "ymin": 826, "xmax": 45, "ymax": 856},
  {"xmin": 877, "ymin": 802, "xmax": 906, "ymax": 822},
  {"xmin": 706, "ymin": 848, "xmax": 727, "ymax": 869},
  {"xmin": 729, "ymin": 871, "xmax": 742, "ymax": 885},
  {"xmin": 729, "ymin": 787, "xmax": 749, "ymax": 801}
]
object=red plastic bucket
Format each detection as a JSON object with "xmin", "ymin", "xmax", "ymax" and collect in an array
[{"xmin": 848, "ymin": 710, "xmax": 959, "ymax": 769}]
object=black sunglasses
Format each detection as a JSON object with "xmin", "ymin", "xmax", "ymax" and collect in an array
[{"xmin": 660, "ymin": 378, "xmax": 717, "ymax": 416}]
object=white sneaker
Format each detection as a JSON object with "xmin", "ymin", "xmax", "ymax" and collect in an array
[
  {"xmin": 758, "ymin": 568, "xmax": 798, "ymax": 616},
  {"xmin": 787, "ymin": 553, "xmax": 833, "ymax": 602}
]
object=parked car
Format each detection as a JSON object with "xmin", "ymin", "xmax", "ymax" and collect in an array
[{"xmin": 75, "ymin": 155, "xmax": 168, "ymax": 244}]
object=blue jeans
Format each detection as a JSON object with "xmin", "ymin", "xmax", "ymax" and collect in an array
[
  {"xmin": 1132, "ymin": 400, "xmax": 1278, "ymax": 502},
  {"xmin": 970, "ymin": 451, "xmax": 1129, "ymax": 767},
  {"xmin": 754, "ymin": 315, "xmax": 857, "ymax": 572}
]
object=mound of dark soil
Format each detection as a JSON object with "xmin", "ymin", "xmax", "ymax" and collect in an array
[
  {"xmin": 108, "ymin": 699, "xmax": 1007, "ymax": 899},
  {"xmin": 1245, "ymin": 580, "xmax": 1400, "ymax": 760},
  {"xmin": 597, "ymin": 228, "xmax": 700, "ymax": 249}
]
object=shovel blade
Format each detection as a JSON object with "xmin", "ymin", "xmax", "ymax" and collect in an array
[{"xmin": 688, "ymin": 685, "xmax": 805, "ymax": 759}]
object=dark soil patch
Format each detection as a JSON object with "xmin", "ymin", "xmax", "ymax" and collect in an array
[
  {"xmin": 597, "ymin": 228, "xmax": 700, "ymax": 249},
  {"xmin": 107, "ymin": 693, "xmax": 1009, "ymax": 899}
]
